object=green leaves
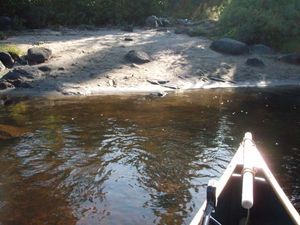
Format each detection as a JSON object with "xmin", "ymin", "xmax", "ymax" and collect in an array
[{"xmin": 218, "ymin": 0, "xmax": 300, "ymax": 49}]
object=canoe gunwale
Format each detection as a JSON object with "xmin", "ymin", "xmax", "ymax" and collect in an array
[{"xmin": 189, "ymin": 133, "xmax": 300, "ymax": 225}]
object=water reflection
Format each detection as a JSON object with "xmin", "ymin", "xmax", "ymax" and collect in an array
[{"xmin": 0, "ymin": 87, "xmax": 299, "ymax": 225}]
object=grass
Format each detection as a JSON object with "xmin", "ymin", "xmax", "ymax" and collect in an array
[{"xmin": 0, "ymin": 44, "xmax": 24, "ymax": 57}]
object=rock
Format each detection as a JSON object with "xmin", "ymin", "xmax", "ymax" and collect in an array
[
  {"xmin": 0, "ymin": 80, "xmax": 14, "ymax": 90},
  {"xmin": 122, "ymin": 25, "xmax": 133, "ymax": 32},
  {"xmin": 0, "ymin": 61, "xmax": 5, "ymax": 72},
  {"xmin": 2, "ymin": 66, "xmax": 42, "ymax": 88},
  {"xmin": 125, "ymin": 50, "xmax": 151, "ymax": 64},
  {"xmin": 0, "ymin": 16, "xmax": 12, "ymax": 31},
  {"xmin": 246, "ymin": 58, "xmax": 265, "ymax": 67},
  {"xmin": 27, "ymin": 47, "xmax": 52, "ymax": 64},
  {"xmin": 147, "ymin": 79, "xmax": 169, "ymax": 85},
  {"xmin": 278, "ymin": 54, "xmax": 300, "ymax": 65},
  {"xmin": 124, "ymin": 37, "xmax": 133, "ymax": 41},
  {"xmin": 158, "ymin": 17, "xmax": 171, "ymax": 27},
  {"xmin": 7, "ymin": 51, "xmax": 20, "ymax": 61},
  {"xmin": 176, "ymin": 19, "xmax": 193, "ymax": 26},
  {"xmin": 38, "ymin": 65, "xmax": 52, "ymax": 72},
  {"xmin": 250, "ymin": 44, "xmax": 274, "ymax": 55},
  {"xmin": 210, "ymin": 38, "xmax": 249, "ymax": 55},
  {"xmin": 0, "ymin": 52, "xmax": 14, "ymax": 68},
  {"xmin": 146, "ymin": 15, "xmax": 159, "ymax": 28}
]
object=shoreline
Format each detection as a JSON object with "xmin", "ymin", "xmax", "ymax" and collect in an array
[{"xmin": 1, "ymin": 28, "xmax": 300, "ymax": 99}]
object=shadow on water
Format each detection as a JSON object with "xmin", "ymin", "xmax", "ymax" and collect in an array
[{"xmin": 0, "ymin": 87, "xmax": 300, "ymax": 225}]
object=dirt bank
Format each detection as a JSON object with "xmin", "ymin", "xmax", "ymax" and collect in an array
[{"xmin": 1, "ymin": 28, "xmax": 300, "ymax": 97}]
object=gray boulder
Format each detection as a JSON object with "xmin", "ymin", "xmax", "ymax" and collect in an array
[
  {"xmin": 0, "ymin": 61, "xmax": 5, "ymax": 72},
  {"xmin": 27, "ymin": 47, "xmax": 52, "ymax": 64},
  {"xmin": 146, "ymin": 16, "xmax": 159, "ymax": 28},
  {"xmin": 0, "ymin": 52, "xmax": 14, "ymax": 68},
  {"xmin": 210, "ymin": 38, "xmax": 249, "ymax": 55},
  {"xmin": 125, "ymin": 50, "xmax": 152, "ymax": 64},
  {"xmin": 158, "ymin": 17, "xmax": 171, "ymax": 27},
  {"xmin": 250, "ymin": 44, "xmax": 274, "ymax": 55},
  {"xmin": 246, "ymin": 58, "xmax": 265, "ymax": 67},
  {"xmin": 278, "ymin": 54, "xmax": 300, "ymax": 65},
  {"xmin": 176, "ymin": 19, "xmax": 193, "ymax": 26},
  {"xmin": 2, "ymin": 66, "xmax": 42, "ymax": 88},
  {"xmin": 0, "ymin": 16, "xmax": 12, "ymax": 31}
]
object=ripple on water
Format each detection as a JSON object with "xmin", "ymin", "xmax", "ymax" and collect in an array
[{"xmin": 0, "ymin": 88, "xmax": 300, "ymax": 224}]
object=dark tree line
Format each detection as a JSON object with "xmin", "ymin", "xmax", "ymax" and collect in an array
[{"xmin": 0, "ymin": 0, "xmax": 225, "ymax": 28}]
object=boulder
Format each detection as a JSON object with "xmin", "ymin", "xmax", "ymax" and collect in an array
[
  {"xmin": 125, "ymin": 50, "xmax": 152, "ymax": 64},
  {"xmin": 176, "ymin": 19, "xmax": 193, "ymax": 26},
  {"xmin": 210, "ymin": 38, "xmax": 249, "ymax": 55},
  {"xmin": 158, "ymin": 17, "xmax": 171, "ymax": 27},
  {"xmin": 0, "ymin": 80, "xmax": 14, "ymax": 90},
  {"xmin": 8, "ymin": 51, "xmax": 20, "ymax": 61},
  {"xmin": 246, "ymin": 58, "xmax": 265, "ymax": 67},
  {"xmin": 278, "ymin": 54, "xmax": 300, "ymax": 65},
  {"xmin": 2, "ymin": 66, "xmax": 42, "ymax": 88},
  {"xmin": 0, "ymin": 52, "xmax": 14, "ymax": 68},
  {"xmin": 27, "ymin": 47, "xmax": 52, "ymax": 64},
  {"xmin": 0, "ymin": 61, "xmax": 5, "ymax": 72},
  {"xmin": 146, "ymin": 15, "xmax": 159, "ymax": 28},
  {"xmin": 250, "ymin": 44, "xmax": 274, "ymax": 55},
  {"xmin": 0, "ymin": 16, "xmax": 12, "ymax": 31}
]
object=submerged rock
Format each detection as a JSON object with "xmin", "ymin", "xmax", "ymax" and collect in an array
[
  {"xmin": 125, "ymin": 50, "xmax": 152, "ymax": 64},
  {"xmin": 0, "ymin": 52, "xmax": 14, "ymax": 68},
  {"xmin": 27, "ymin": 47, "xmax": 52, "ymax": 64},
  {"xmin": 210, "ymin": 38, "xmax": 249, "ymax": 55},
  {"xmin": 246, "ymin": 58, "xmax": 265, "ymax": 67},
  {"xmin": 279, "ymin": 54, "xmax": 300, "ymax": 65}
]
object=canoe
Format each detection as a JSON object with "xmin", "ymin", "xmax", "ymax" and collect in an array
[{"xmin": 190, "ymin": 132, "xmax": 300, "ymax": 225}]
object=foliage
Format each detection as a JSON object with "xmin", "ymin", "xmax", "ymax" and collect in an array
[
  {"xmin": 167, "ymin": 0, "xmax": 227, "ymax": 20},
  {"xmin": 0, "ymin": 32, "xmax": 6, "ymax": 40},
  {"xmin": 0, "ymin": 0, "xmax": 169, "ymax": 27},
  {"xmin": 218, "ymin": 0, "xmax": 300, "ymax": 49},
  {"xmin": 0, "ymin": 44, "xmax": 24, "ymax": 56},
  {"xmin": 0, "ymin": 0, "xmax": 229, "ymax": 28}
]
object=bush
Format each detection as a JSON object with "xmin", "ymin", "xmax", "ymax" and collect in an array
[
  {"xmin": 0, "ymin": 44, "xmax": 24, "ymax": 57},
  {"xmin": 218, "ymin": 0, "xmax": 300, "ymax": 49}
]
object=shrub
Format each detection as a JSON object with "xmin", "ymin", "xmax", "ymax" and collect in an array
[
  {"xmin": 0, "ymin": 44, "xmax": 24, "ymax": 57},
  {"xmin": 218, "ymin": 0, "xmax": 300, "ymax": 49}
]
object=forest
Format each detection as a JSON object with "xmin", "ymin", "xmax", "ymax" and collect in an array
[{"xmin": 1, "ymin": 0, "xmax": 300, "ymax": 50}]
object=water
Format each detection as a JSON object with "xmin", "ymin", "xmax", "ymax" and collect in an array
[{"xmin": 0, "ymin": 88, "xmax": 299, "ymax": 225}]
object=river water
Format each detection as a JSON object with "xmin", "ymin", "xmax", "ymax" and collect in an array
[{"xmin": 0, "ymin": 88, "xmax": 299, "ymax": 225}]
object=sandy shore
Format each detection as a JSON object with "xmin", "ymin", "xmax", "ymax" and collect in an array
[{"xmin": 1, "ymin": 28, "xmax": 300, "ymax": 97}]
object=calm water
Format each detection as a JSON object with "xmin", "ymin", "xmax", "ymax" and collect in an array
[{"xmin": 0, "ymin": 88, "xmax": 299, "ymax": 225}]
